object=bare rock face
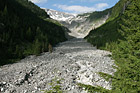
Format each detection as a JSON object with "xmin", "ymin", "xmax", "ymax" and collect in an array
[
  {"xmin": 0, "ymin": 38, "xmax": 116, "ymax": 93},
  {"xmin": 45, "ymin": 9, "xmax": 110, "ymax": 38}
]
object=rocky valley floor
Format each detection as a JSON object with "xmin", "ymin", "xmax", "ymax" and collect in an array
[{"xmin": 0, "ymin": 38, "xmax": 116, "ymax": 93}]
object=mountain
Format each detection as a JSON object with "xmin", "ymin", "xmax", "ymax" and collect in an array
[
  {"xmin": 85, "ymin": 0, "xmax": 130, "ymax": 49},
  {"xmin": 45, "ymin": 9, "xmax": 76, "ymax": 21},
  {"xmin": 0, "ymin": 0, "xmax": 67, "ymax": 65},
  {"xmin": 45, "ymin": 8, "xmax": 111, "ymax": 38},
  {"xmin": 84, "ymin": 0, "xmax": 140, "ymax": 92}
]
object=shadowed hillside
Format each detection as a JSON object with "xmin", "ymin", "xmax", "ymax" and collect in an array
[
  {"xmin": 0, "ymin": 0, "xmax": 67, "ymax": 65},
  {"xmin": 85, "ymin": 0, "xmax": 140, "ymax": 92}
]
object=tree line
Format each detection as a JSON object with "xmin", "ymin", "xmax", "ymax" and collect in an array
[{"xmin": 0, "ymin": 0, "xmax": 67, "ymax": 65}]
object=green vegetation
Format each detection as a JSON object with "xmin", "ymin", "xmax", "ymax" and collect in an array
[
  {"xmin": 79, "ymin": 8, "xmax": 111, "ymax": 22},
  {"xmin": 17, "ymin": 0, "xmax": 50, "ymax": 19},
  {"xmin": 108, "ymin": 0, "xmax": 128, "ymax": 21},
  {"xmin": 0, "ymin": 0, "xmax": 67, "ymax": 65},
  {"xmin": 86, "ymin": 17, "xmax": 121, "ymax": 50},
  {"xmin": 87, "ymin": 9, "xmax": 112, "ymax": 22},
  {"xmin": 111, "ymin": 0, "xmax": 140, "ymax": 92},
  {"xmin": 85, "ymin": 0, "xmax": 129, "ymax": 50},
  {"xmin": 78, "ymin": 83, "xmax": 110, "ymax": 93},
  {"xmin": 85, "ymin": 0, "xmax": 140, "ymax": 92},
  {"xmin": 43, "ymin": 78, "xmax": 63, "ymax": 93}
]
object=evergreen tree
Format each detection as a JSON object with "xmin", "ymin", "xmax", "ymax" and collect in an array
[
  {"xmin": 85, "ymin": 0, "xmax": 140, "ymax": 92},
  {"xmin": 33, "ymin": 39, "xmax": 41, "ymax": 55},
  {"xmin": 0, "ymin": 0, "xmax": 66, "ymax": 65},
  {"xmin": 26, "ymin": 27, "xmax": 32, "ymax": 41},
  {"xmin": 111, "ymin": 0, "xmax": 140, "ymax": 92},
  {"xmin": 3, "ymin": 5, "xmax": 8, "ymax": 16}
]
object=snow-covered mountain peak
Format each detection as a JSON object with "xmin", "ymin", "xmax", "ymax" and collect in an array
[
  {"xmin": 43, "ymin": 8, "xmax": 109, "ymax": 38},
  {"xmin": 44, "ymin": 9, "xmax": 77, "ymax": 21}
]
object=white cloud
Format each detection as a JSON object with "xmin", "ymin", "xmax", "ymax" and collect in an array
[
  {"xmin": 53, "ymin": 4, "xmax": 96, "ymax": 13},
  {"xmin": 54, "ymin": 3, "xmax": 108, "ymax": 13},
  {"xmin": 95, "ymin": 3, "xmax": 109, "ymax": 9},
  {"xmin": 70, "ymin": 0, "xmax": 99, "ymax": 3},
  {"xmin": 29, "ymin": 0, "xmax": 47, "ymax": 4}
]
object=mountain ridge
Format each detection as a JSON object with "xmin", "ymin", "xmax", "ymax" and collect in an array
[
  {"xmin": 45, "ymin": 8, "xmax": 111, "ymax": 38},
  {"xmin": 0, "ymin": 0, "xmax": 67, "ymax": 65},
  {"xmin": 45, "ymin": 8, "xmax": 77, "ymax": 22},
  {"xmin": 84, "ymin": 0, "xmax": 140, "ymax": 92}
]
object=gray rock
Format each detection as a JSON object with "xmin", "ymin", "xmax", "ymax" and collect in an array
[{"xmin": 0, "ymin": 38, "xmax": 116, "ymax": 93}]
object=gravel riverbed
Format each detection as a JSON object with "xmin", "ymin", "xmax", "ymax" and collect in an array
[{"xmin": 0, "ymin": 38, "xmax": 116, "ymax": 93}]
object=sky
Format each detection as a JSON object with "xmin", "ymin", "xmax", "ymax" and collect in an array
[{"xmin": 29, "ymin": 0, "xmax": 119, "ymax": 14}]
